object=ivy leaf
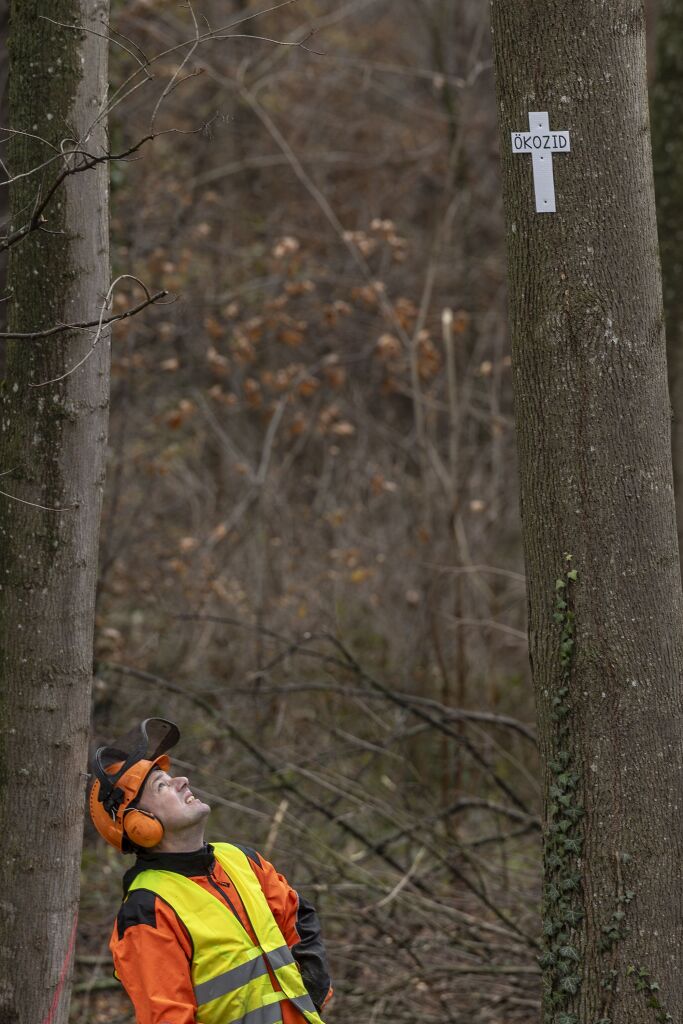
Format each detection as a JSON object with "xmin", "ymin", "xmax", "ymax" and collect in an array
[
  {"xmin": 559, "ymin": 975, "xmax": 581, "ymax": 995},
  {"xmin": 558, "ymin": 945, "xmax": 580, "ymax": 962}
]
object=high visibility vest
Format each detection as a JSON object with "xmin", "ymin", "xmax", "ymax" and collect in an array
[{"xmin": 127, "ymin": 842, "xmax": 326, "ymax": 1024}]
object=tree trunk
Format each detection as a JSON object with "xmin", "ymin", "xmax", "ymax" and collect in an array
[
  {"xmin": 0, "ymin": 0, "xmax": 9, "ymax": 341},
  {"xmin": 490, "ymin": 3, "xmax": 683, "ymax": 1023},
  {"xmin": 652, "ymin": 0, "xmax": 683, "ymax": 585},
  {"xmin": 0, "ymin": 2, "xmax": 110, "ymax": 1023}
]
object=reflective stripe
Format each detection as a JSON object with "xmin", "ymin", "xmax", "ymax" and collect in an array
[
  {"xmin": 196, "ymin": 946, "xmax": 296, "ymax": 1005},
  {"xmin": 195, "ymin": 956, "xmax": 269, "ymax": 1005},
  {"xmin": 290, "ymin": 993, "xmax": 317, "ymax": 1015},
  {"xmin": 266, "ymin": 944, "xmax": 295, "ymax": 971},
  {"xmin": 227, "ymin": 1002, "xmax": 284, "ymax": 1024}
]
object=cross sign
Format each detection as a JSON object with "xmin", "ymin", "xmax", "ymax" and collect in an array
[{"xmin": 512, "ymin": 112, "xmax": 571, "ymax": 214}]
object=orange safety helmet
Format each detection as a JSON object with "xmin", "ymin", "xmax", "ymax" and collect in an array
[{"xmin": 89, "ymin": 718, "xmax": 180, "ymax": 852}]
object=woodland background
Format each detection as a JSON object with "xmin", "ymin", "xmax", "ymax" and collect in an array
[{"xmin": 72, "ymin": 0, "xmax": 659, "ymax": 1021}]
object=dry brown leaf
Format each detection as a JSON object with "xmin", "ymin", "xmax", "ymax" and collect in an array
[
  {"xmin": 298, "ymin": 377, "xmax": 320, "ymax": 398},
  {"xmin": 330, "ymin": 420, "xmax": 355, "ymax": 437},
  {"xmin": 204, "ymin": 315, "xmax": 225, "ymax": 340},
  {"xmin": 279, "ymin": 328, "xmax": 305, "ymax": 348}
]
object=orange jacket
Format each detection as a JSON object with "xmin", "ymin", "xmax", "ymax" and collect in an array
[{"xmin": 110, "ymin": 843, "xmax": 332, "ymax": 1024}]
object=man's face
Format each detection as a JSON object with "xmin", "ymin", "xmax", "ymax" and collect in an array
[{"xmin": 136, "ymin": 768, "xmax": 210, "ymax": 836}]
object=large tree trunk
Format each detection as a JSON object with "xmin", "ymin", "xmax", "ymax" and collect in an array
[
  {"xmin": 0, "ymin": 0, "xmax": 9, "ymax": 341},
  {"xmin": 652, "ymin": 0, "xmax": 683, "ymax": 583},
  {"xmin": 0, "ymin": 2, "xmax": 110, "ymax": 1023},
  {"xmin": 490, "ymin": 3, "xmax": 683, "ymax": 1023}
]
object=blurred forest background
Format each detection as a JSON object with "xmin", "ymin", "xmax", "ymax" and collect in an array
[{"xmin": 76, "ymin": 1, "xmax": 660, "ymax": 1022}]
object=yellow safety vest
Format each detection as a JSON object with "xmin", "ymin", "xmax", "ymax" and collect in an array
[{"xmin": 127, "ymin": 842, "xmax": 326, "ymax": 1024}]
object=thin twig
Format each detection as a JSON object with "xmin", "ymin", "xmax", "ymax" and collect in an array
[
  {"xmin": 29, "ymin": 276, "xmax": 162, "ymax": 387},
  {"xmin": 0, "ymin": 135, "xmax": 154, "ymax": 254},
  {"xmin": 0, "ymin": 288, "xmax": 169, "ymax": 340}
]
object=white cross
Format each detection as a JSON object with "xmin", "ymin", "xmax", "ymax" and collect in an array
[{"xmin": 511, "ymin": 112, "xmax": 571, "ymax": 214}]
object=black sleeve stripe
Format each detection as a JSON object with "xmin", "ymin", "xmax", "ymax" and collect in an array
[
  {"xmin": 231, "ymin": 843, "xmax": 262, "ymax": 868},
  {"xmin": 292, "ymin": 893, "xmax": 332, "ymax": 1012},
  {"xmin": 116, "ymin": 889, "xmax": 194, "ymax": 961},
  {"xmin": 116, "ymin": 888, "xmax": 157, "ymax": 940}
]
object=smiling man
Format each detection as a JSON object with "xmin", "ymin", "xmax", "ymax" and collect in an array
[{"xmin": 89, "ymin": 719, "xmax": 332, "ymax": 1024}]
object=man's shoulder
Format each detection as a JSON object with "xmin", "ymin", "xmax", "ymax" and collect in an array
[
  {"xmin": 214, "ymin": 841, "xmax": 263, "ymax": 868},
  {"xmin": 116, "ymin": 888, "xmax": 158, "ymax": 940}
]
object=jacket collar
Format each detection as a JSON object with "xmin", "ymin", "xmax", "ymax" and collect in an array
[{"xmin": 122, "ymin": 842, "xmax": 215, "ymax": 895}]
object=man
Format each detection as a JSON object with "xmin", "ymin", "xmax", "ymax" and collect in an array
[{"xmin": 89, "ymin": 718, "xmax": 333, "ymax": 1024}]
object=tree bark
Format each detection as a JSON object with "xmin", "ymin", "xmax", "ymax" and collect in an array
[
  {"xmin": 490, "ymin": 3, "xmax": 683, "ymax": 1023},
  {"xmin": 0, "ymin": 0, "xmax": 9, "ymax": 341},
  {"xmin": 652, "ymin": 0, "xmax": 683, "ymax": 585},
  {"xmin": 0, "ymin": 2, "xmax": 110, "ymax": 1023}
]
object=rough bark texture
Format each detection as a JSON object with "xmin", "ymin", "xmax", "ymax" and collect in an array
[
  {"xmin": 0, "ymin": 0, "xmax": 9, "ymax": 340},
  {"xmin": 0, "ymin": 2, "xmax": 110, "ymax": 1023},
  {"xmin": 490, "ymin": 2, "xmax": 683, "ymax": 1023},
  {"xmin": 652, "ymin": 0, "xmax": 683, "ymax": 584}
]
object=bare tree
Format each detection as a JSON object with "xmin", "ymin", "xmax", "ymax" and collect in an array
[
  {"xmin": 490, "ymin": 2, "xmax": 683, "ymax": 1023},
  {"xmin": 0, "ymin": 3, "xmax": 111, "ymax": 1023}
]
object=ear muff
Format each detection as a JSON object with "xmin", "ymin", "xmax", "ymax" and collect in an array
[{"xmin": 123, "ymin": 807, "xmax": 164, "ymax": 849}]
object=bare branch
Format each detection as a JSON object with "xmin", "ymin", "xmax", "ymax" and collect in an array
[
  {"xmin": 29, "ymin": 276, "xmax": 162, "ymax": 387},
  {"xmin": 0, "ymin": 482, "xmax": 73, "ymax": 513},
  {"xmin": 0, "ymin": 288, "xmax": 169, "ymax": 341},
  {"xmin": 0, "ymin": 134, "xmax": 154, "ymax": 254}
]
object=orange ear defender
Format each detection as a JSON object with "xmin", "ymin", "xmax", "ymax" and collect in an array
[
  {"xmin": 89, "ymin": 718, "xmax": 180, "ymax": 852},
  {"xmin": 123, "ymin": 807, "xmax": 165, "ymax": 849}
]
